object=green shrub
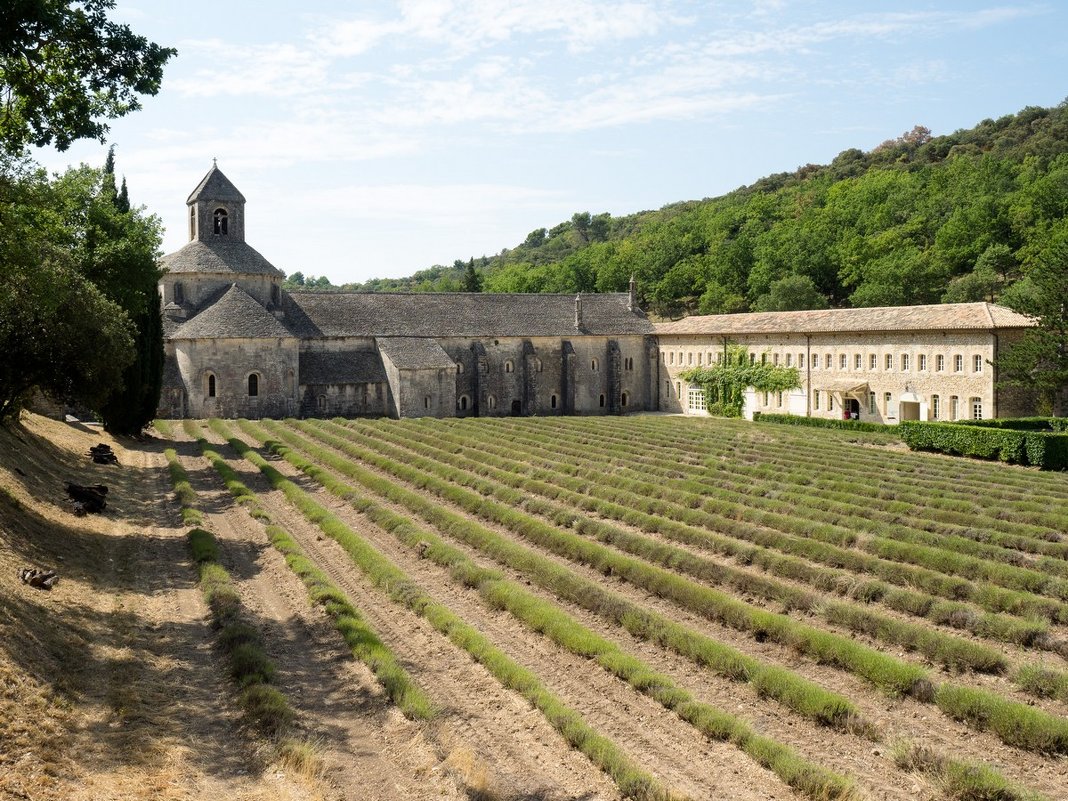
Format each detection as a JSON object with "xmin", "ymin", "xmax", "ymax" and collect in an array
[
  {"xmin": 900, "ymin": 421, "xmax": 1068, "ymax": 470},
  {"xmin": 187, "ymin": 528, "xmax": 218, "ymax": 563},
  {"xmin": 753, "ymin": 412, "xmax": 899, "ymax": 434}
]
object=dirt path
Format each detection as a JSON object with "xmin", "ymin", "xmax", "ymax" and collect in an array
[
  {"xmin": 0, "ymin": 414, "xmax": 323, "ymax": 801},
  {"xmin": 182, "ymin": 423, "xmax": 624, "ymax": 801}
]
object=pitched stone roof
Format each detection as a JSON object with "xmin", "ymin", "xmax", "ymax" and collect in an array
[
  {"xmin": 159, "ymin": 239, "xmax": 284, "ymax": 277},
  {"xmin": 171, "ymin": 284, "xmax": 295, "ymax": 340},
  {"xmin": 377, "ymin": 338, "xmax": 456, "ymax": 370},
  {"xmin": 187, "ymin": 164, "xmax": 245, "ymax": 204},
  {"xmin": 655, "ymin": 302, "xmax": 1036, "ymax": 336},
  {"xmin": 299, "ymin": 350, "xmax": 386, "ymax": 384},
  {"xmin": 285, "ymin": 292, "xmax": 653, "ymax": 338}
]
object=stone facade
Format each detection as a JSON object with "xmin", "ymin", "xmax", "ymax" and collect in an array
[
  {"xmin": 656, "ymin": 306, "xmax": 1039, "ymax": 422},
  {"xmin": 157, "ymin": 166, "xmax": 658, "ymax": 420}
]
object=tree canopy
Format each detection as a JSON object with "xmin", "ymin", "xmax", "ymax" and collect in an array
[{"xmin": 0, "ymin": 0, "xmax": 175, "ymax": 154}]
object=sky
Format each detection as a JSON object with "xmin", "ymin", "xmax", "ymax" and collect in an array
[{"xmin": 36, "ymin": 1, "xmax": 1068, "ymax": 285}]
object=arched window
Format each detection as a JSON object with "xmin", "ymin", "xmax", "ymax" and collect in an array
[
  {"xmin": 174, "ymin": 282, "xmax": 184, "ymax": 304},
  {"xmin": 487, "ymin": 395, "xmax": 497, "ymax": 410},
  {"xmin": 271, "ymin": 284, "xmax": 280, "ymax": 305},
  {"xmin": 598, "ymin": 394, "xmax": 605, "ymax": 408},
  {"xmin": 318, "ymin": 394, "xmax": 328, "ymax": 411},
  {"xmin": 621, "ymin": 392, "xmax": 629, "ymax": 407},
  {"xmin": 458, "ymin": 395, "xmax": 469, "ymax": 410},
  {"xmin": 504, "ymin": 360, "xmax": 514, "ymax": 373},
  {"xmin": 213, "ymin": 208, "xmax": 228, "ymax": 235},
  {"xmin": 591, "ymin": 358, "xmax": 599, "ymax": 371},
  {"xmin": 424, "ymin": 396, "xmax": 431, "ymax": 409},
  {"xmin": 189, "ymin": 207, "xmax": 196, "ymax": 239},
  {"xmin": 550, "ymin": 394, "xmax": 558, "ymax": 409},
  {"xmin": 536, "ymin": 358, "xmax": 543, "ymax": 372},
  {"xmin": 247, "ymin": 373, "xmax": 259, "ymax": 397},
  {"xmin": 456, "ymin": 361, "xmax": 464, "ymax": 373},
  {"xmin": 206, "ymin": 373, "xmax": 216, "ymax": 398}
]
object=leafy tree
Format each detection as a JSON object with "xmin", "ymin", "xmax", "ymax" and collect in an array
[
  {"xmin": 0, "ymin": 159, "xmax": 135, "ymax": 420},
  {"xmin": 284, "ymin": 270, "xmax": 305, "ymax": 287},
  {"xmin": 462, "ymin": 257, "xmax": 481, "ymax": 292},
  {"xmin": 0, "ymin": 0, "xmax": 175, "ymax": 154},
  {"xmin": 997, "ymin": 230, "xmax": 1068, "ymax": 415},
  {"xmin": 753, "ymin": 274, "xmax": 829, "ymax": 312}
]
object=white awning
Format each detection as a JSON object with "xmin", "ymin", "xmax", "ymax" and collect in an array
[
  {"xmin": 813, "ymin": 380, "xmax": 869, "ymax": 397},
  {"xmin": 900, "ymin": 392, "xmax": 923, "ymax": 403}
]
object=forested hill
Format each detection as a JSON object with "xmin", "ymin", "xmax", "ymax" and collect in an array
[{"xmin": 300, "ymin": 101, "xmax": 1068, "ymax": 320}]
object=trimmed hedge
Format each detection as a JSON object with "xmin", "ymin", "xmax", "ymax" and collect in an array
[
  {"xmin": 900, "ymin": 421, "xmax": 1068, "ymax": 471},
  {"xmin": 959, "ymin": 417, "xmax": 1068, "ymax": 431},
  {"xmin": 753, "ymin": 413, "xmax": 899, "ymax": 434}
]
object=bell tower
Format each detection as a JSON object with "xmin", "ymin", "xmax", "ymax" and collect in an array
[{"xmin": 187, "ymin": 160, "xmax": 246, "ymax": 243}]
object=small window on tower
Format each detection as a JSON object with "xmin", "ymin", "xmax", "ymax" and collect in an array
[
  {"xmin": 189, "ymin": 207, "xmax": 195, "ymax": 238},
  {"xmin": 213, "ymin": 208, "xmax": 228, "ymax": 235}
]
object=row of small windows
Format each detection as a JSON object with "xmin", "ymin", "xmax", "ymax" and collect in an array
[
  {"xmin": 205, "ymin": 372, "xmax": 259, "ymax": 397},
  {"xmin": 456, "ymin": 393, "xmax": 626, "ymax": 411},
  {"xmin": 668, "ymin": 349, "xmax": 985, "ymax": 374},
  {"xmin": 462, "ymin": 356, "xmax": 636, "ymax": 375}
]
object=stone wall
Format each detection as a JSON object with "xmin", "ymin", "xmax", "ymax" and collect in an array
[{"xmin": 175, "ymin": 336, "xmax": 299, "ymax": 419}]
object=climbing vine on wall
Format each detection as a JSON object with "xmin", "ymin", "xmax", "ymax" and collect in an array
[{"xmin": 680, "ymin": 345, "xmax": 801, "ymax": 417}]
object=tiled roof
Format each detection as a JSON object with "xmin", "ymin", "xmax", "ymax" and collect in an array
[
  {"xmin": 655, "ymin": 302, "xmax": 1036, "ymax": 336},
  {"xmin": 186, "ymin": 164, "xmax": 245, "ymax": 204},
  {"xmin": 171, "ymin": 284, "xmax": 295, "ymax": 340},
  {"xmin": 160, "ymin": 240, "xmax": 284, "ymax": 277},
  {"xmin": 377, "ymin": 338, "xmax": 456, "ymax": 370},
  {"xmin": 285, "ymin": 292, "xmax": 653, "ymax": 338},
  {"xmin": 299, "ymin": 350, "xmax": 386, "ymax": 384}
]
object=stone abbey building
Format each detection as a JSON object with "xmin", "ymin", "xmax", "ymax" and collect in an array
[
  {"xmin": 157, "ymin": 165, "xmax": 658, "ymax": 419},
  {"xmin": 158, "ymin": 165, "xmax": 1044, "ymax": 422}
]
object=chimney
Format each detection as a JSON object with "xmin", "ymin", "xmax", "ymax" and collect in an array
[
  {"xmin": 628, "ymin": 275, "xmax": 637, "ymax": 312},
  {"xmin": 574, "ymin": 293, "xmax": 583, "ymax": 329}
]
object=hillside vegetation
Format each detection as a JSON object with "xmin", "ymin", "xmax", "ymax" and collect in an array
[{"xmin": 313, "ymin": 101, "xmax": 1068, "ymax": 320}]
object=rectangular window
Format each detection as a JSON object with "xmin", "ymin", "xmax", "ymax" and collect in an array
[
  {"xmin": 854, "ymin": 354, "xmax": 862, "ymax": 370},
  {"xmin": 936, "ymin": 354, "xmax": 944, "ymax": 371},
  {"xmin": 950, "ymin": 395, "xmax": 959, "ymax": 420},
  {"xmin": 869, "ymin": 391, "xmax": 876, "ymax": 415},
  {"xmin": 971, "ymin": 397, "xmax": 983, "ymax": 420},
  {"xmin": 761, "ymin": 353, "xmax": 767, "ymax": 364},
  {"xmin": 763, "ymin": 391, "xmax": 769, "ymax": 405},
  {"xmin": 687, "ymin": 352, "xmax": 693, "ymax": 366},
  {"xmin": 785, "ymin": 353, "xmax": 793, "ymax": 367},
  {"xmin": 901, "ymin": 353, "xmax": 910, "ymax": 371},
  {"xmin": 707, "ymin": 352, "xmax": 713, "ymax": 364},
  {"xmin": 814, "ymin": 390, "xmax": 820, "ymax": 410},
  {"xmin": 777, "ymin": 391, "xmax": 783, "ymax": 408},
  {"xmin": 885, "ymin": 354, "xmax": 893, "ymax": 370},
  {"xmin": 798, "ymin": 353, "xmax": 805, "ymax": 368},
  {"xmin": 750, "ymin": 352, "xmax": 756, "ymax": 365},
  {"xmin": 773, "ymin": 353, "xmax": 780, "ymax": 366},
  {"xmin": 954, "ymin": 354, "xmax": 963, "ymax": 372},
  {"xmin": 688, "ymin": 387, "xmax": 705, "ymax": 412},
  {"xmin": 676, "ymin": 381, "xmax": 682, "ymax": 399},
  {"xmin": 869, "ymin": 354, "xmax": 877, "ymax": 370},
  {"xmin": 884, "ymin": 392, "xmax": 893, "ymax": 416},
  {"xmin": 829, "ymin": 395, "xmax": 835, "ymax": 411},
  {"xmin": 919, "ymin": 354, "xmax": 927, "ymax": 371},
  {"xmin": 696, "ymin": 352, "xmax": 702, "ymax": 365},
  {"xmin": 826, "ymin": 354, "xmax": 832, "ymax": 369},
  {"xmin": 716, "ymin": 352, "xmax": 723, "ymax": 363},
  {"xmin": 932, "ymin": 395, "xmax": 940, "ymax": 420},
  {"xmin": 973, "ymin": 355, "xmax": 983, "ymax": 372},
  {"xmin": 669, "ymin": 352, "xmax": 674, "ymax": 365},
  {"xmin": 840, "ymin": 354, "xmax": 847, "ymax": 369}
]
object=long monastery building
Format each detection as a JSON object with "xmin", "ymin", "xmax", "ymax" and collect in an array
[{"xmin": 655, "ymin": 304, "xmax": 1037, "ymax": 422}]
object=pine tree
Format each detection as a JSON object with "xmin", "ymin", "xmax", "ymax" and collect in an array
[{"xmin": 463, "ymin": 258, "xmax": 482, "ymax": 292}]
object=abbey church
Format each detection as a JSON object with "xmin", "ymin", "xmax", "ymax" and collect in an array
[{"xmin": 157, "ymin": 165, "xmax": 659, "ymax": 420}]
